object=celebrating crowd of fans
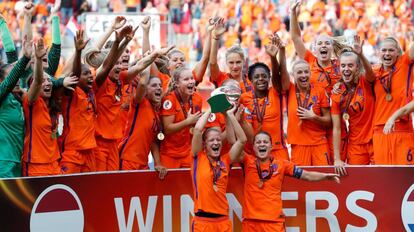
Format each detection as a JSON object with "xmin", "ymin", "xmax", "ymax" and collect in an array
[{"xmin": 0, "ymin": 0, "xmax": 414, "ymax": 231}]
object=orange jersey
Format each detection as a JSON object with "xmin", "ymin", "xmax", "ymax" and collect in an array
[
  {"xmin": 241, "ymin": 87, "xmax": 287, "ymax": 152},
  {"xmin": 331, "ymin": 77, "xmax": 375, "ymax": 144},
  {"xmin": 212, "ymin": 70, "xmax": 253, "ymax": 93},
  {"xmin": 120, "ymin": 83, "xmax": 134, "ymax": 135},
  {"xmin": 287, "ymin": 83, "xmax": 330, "ymax": 145},
  {"xmin": 191, "ymin": 151, "xmax": 231, "ymax": 215},
  {"xmin": 95, "ymin": 73, "xmax": 128, "ymax": 140},
  {"xmin": 119, "ymin": 98, "xmax": 159, "ymax": 166},
  {"xmin": 304, "ymin": 50, "xmax": 341, "ymax": 94},
  {"xmin": 160, "ymin": 92, "xmax": 203, "ymax": 158},
  {"xmin": 372, "ymin": 53, "xmax": 414, "ymax": 127},
  {"xmin": 61, "ymin": 87, "xmax": 97, "ymax": 151},
  {"xmin": 22, "ymin": 95, "xmax": 59, "ymax": 163},
  {"xmin": 242, "ymin": 155, "xmax": 300, "ymax": 222}
]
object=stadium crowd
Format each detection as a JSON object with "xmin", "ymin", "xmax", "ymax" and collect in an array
[{"xmin": 0, "ymin": 0, "xmax": 414, "ymax": 231}]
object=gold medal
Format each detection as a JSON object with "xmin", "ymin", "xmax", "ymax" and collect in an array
[
  {"xmin": 386, "ymin": 93, "xmax": 392, "ymax": 102},
  {"xmin": 213, "ymin": 184, "xmax": 219, "ymax": 192},
  {"xmin": 157, "ymin": 132, "xmax": 165, "ymax": 141},
  {"xmin": 189, "ymin": 127, "xmax": 194, "ymax": 134},
  {"xmin": 115, "ymin": 95, "xmax": 121, "ymax": 102},
  {"xmin": 258, "ymin": 180, "xmax": 264, "ymax": 189},
  {"xmin": 342, "ymin": 113, "xmax": 350, "ymax": 121}
]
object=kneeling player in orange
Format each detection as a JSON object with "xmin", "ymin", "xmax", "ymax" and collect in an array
[
  {"xmin": 191, "ymin": 106, "xmax": 246, "ymax": 232},
  {"xmin": 287, "ymin": 60, "xmax": 332, "ymax": 166},
  {"xmin": 242, "ymin": 131, "xmax": 340, "ymax": 232},
  {"xmin": 160, "ymin": 67, "xmax": 203, "ymax": 168},
  {"xmin": 332, "ymin": 37, "xmax": 376, "ymax": 176},
  {"xmin": 22, "ymin": 39, "xmax": 61, "ymax": 176}
]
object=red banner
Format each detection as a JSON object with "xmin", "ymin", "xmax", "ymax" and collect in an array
[{"xmin": 0, "ymin": 166, "xmax": 413, "ymax": 232}]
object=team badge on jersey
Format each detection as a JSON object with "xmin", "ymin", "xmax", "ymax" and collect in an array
[
  {"xmin": 163, "ymin": 100, "xmax": 172, "ymax": 110},
  {"xmin": 208, "ymin": 113, "xmax": 216, "ymax": 123}
]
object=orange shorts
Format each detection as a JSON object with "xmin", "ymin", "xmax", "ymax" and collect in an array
[
  {"xmin": 271, "ymin": 148, "xmax": 289, "ymax": 161},
  {"xmin": 291, "ymin": 144, "xmax": 330, "ymax": 166},
  {"xmin": 372, "ymin": 129, "xmax": 414, "ymax": 165},
  {"xmin": 94, "ymin": 137, "xmax": 119, "ymax": 171},
  {"xmin": 161, "ymin": 155, "xmax": 191, "ymax": 169},
  {"xmin": 242, "ymin": 219, "xmax": 285, "ymax": 232},
  {"xmin": 61, "ymin": 149, "xmax": 96, "ymax": 174},
  {"xmin": 192, "ymin": 216, "xmax": 232, "ymax": 232},
  {"xmin": 120, "ymin": 159, "xmax": 149, "ymax": 170},
  {"xmin": 22, "ymin": 161, "xmax": 61, "ymax": 177},
  {"xmin": 347, "ymin": 142, "xmax": 373, "ymax": 165}
]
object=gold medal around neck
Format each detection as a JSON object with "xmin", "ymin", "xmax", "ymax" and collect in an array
[
  {"xmin": 213, "ymin": 184, "xmax": 219, "ymax": 192},
  {"xmin": 258, "ymin": 180, "xmax": 264, "ymax": 189},
  {"xmin": 386, "ymin": 93, "xmax": 392, "ymax": 102},
  {"xmin": 342, "ymin": 113, "xmax": 350, "ymax": 121},
  {"xmin": 157, "ymin": 132, "xmax": 165, "ymax": 141},
  {"xmin": 189, "ymin": 127, "xmax": 194, "ymax": 134}
]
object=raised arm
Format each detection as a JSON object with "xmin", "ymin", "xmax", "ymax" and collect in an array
[
  {"xmin": 127, "ymin": 45, "xmax": 176, "ymax": 81},
  {"xmin": 352, "ymin": 35, "xmax": 375, "ymax": 82},
  {"xmin": 193, "ymin": 18, "xmax": 215, "ymax": 82},
  {"xmin": 278, "ymin": 40, "xmax": 291, "ymax": 91},
  {"xmin": 332, "ymin": 114, "xmax": 346, "ymax": 176},
  {"xmin": 0, "ymin": 14, "xmax": 17, "ymax": 63},
  {"xmin": 210, "ymin": 18, "xmax": 226, "ymax": 82},
  {"xmin": 95, "ymin": 26, "xmax": 130, "ymax": 87},
  {"xmin": 22, "ymin": 3, "xmax": 35, "ymax": 42},
  {"xmin": 289, "ymin": 0, "xmax": 307, "ymax": 59},
  {"xmin": 265, "ymin": 33, "xmax": 281, "ymax": 91},
  {"xmin": 28, "ymin": 39, "xmax": 48, "ymax": 104},
  {"xmin": 73, "ymin": 29, "xmax": 90, "ymax": 79},
  {"xmin": 134, "ymin": 66, "xmax": 151, "ymax": 104},
  {"xmin": 45, "ymin": 0, "xmax": 62, "ymax": 76},
  {"xmin": 191, "ymin": 109, "xmax": 211, "ymax": 155},
  {"xmin": 0, "ymin": 40, "xmax": 32, "ymax": 101},
  {"xmin": 227, "ymin": 105, "xmax": 247, "ymax": 163},
  {"xmin": 141, "ymin": 16, "xmax": 151, "ymax": 54},
  {"xmin": 96, "ymin": 16, "xmax": 126, "ymax": 50}
]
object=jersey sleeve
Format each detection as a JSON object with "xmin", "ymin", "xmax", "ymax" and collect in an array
[
  {"xmin": 160, "ymin": 94, "xmax": 177, "ymax": 116},
  {"xmin": 283, "ymin": 160, "xmax": 303, "ymax": 179},
  {"xmin": 304, "ymin": 49, "xmax": 317, "ymax": 63}
]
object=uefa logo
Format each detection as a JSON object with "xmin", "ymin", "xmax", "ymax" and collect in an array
[
  {"xmin": 30, "ymin": 184, "xmax": 84, "ymax": 232},
  {"xmin": 402, "ymin": 184, "xmax": 414, "ymax": 232}
]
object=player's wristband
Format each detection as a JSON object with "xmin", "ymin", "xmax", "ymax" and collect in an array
[{"xmin": 293, "ymin": 166, "xmax": 303, "ymax": 179}]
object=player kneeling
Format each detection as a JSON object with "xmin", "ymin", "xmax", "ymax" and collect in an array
[{"xmin": 241, "ymin": 131, "xmax": 340, "ymax": 232}]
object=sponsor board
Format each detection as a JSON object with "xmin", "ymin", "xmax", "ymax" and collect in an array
[{"xmin": 0, "ymin": 166, "xmax": 413, "ymax": 231}]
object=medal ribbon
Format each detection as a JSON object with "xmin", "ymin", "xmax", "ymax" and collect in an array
[
  {"xmin": 379, "ymin": 66, "xmax": 395, "ymax": 96},
  {"xmin": 295, "ymin": 85, "xmax": 311, "ymax": 109},
  {"xmin": 151, "ymin": 104, "xmax": 163, "ymax": 135},
  {"xmin": 87, "ymin": 91, "xmax": 97, "ymax": 114},
  {"xmin": 115, "ymin": 79, "xmax": 122, "ymax": 101},
  {"xmin": 209, "ymin": 159, "xmax": 224, "ymax": 187},
  {"xmin": 252, "ymin": 92, "xmax": 268, "ymax": 123},
  {"xmin": 340, "ymin": 84, "xmax": 357, "ymax": 115},
  {"xmin": 255, "ymin": 157, "xmax": 275, "ymax": 184},
  {"xmin": 174, "ymin": 89, "xmax": 193, "ymax": 118},
  {"xmin": 316, "ymin": 60, "xmax": 338, "ymax": 86}
]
